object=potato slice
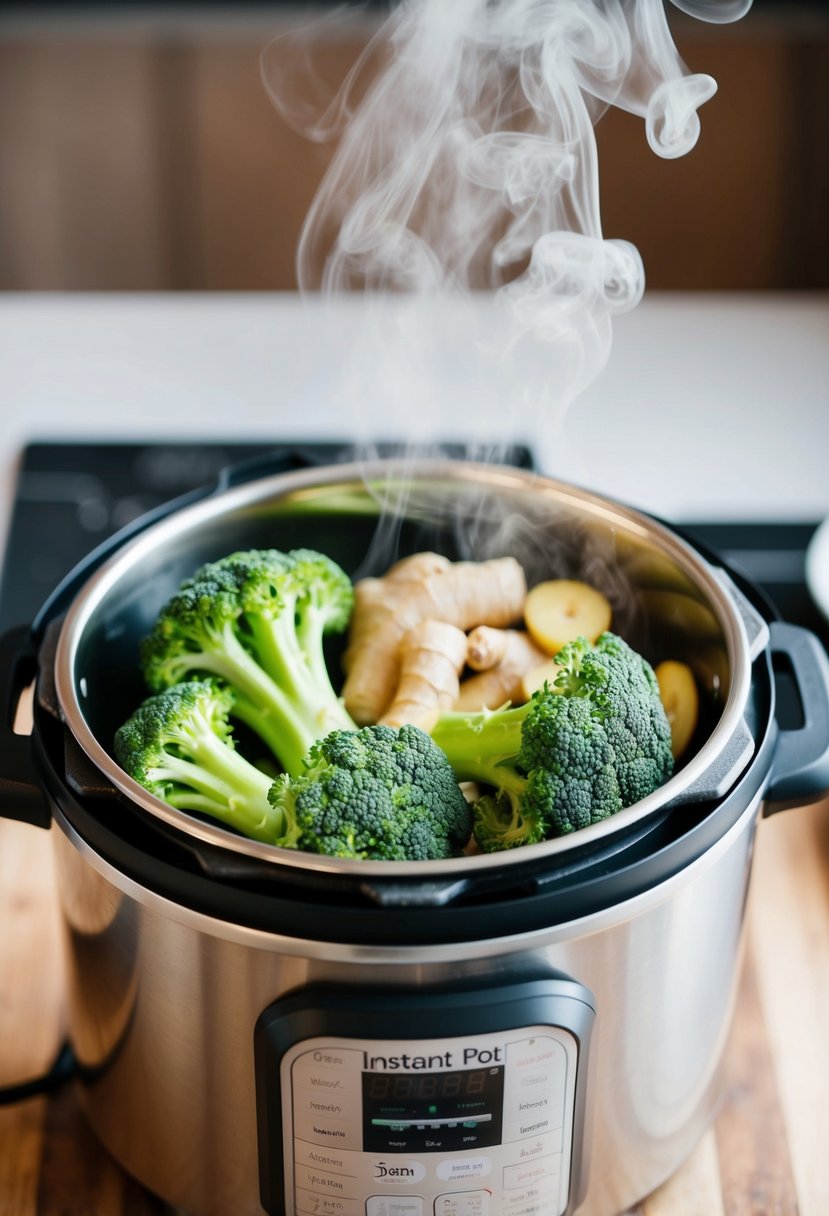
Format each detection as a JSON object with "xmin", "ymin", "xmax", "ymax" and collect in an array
[
  {"xmin": 521, "ymin": 658, "xmax": 564, "ymax": 701},
  {"xmin": 524, "ymin": 579, "xmax": 612, "ymax": 654},
  {"xmin": 655, "ymin": 660, "xmax": 700, "ymax": 760}
]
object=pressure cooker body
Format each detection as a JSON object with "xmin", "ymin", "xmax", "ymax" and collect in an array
[
  {"xmin": 48, "ymin": 736, "xmax": 768, "ymax": 1216},
  {"xmin": 3, "ymin": 459, "xmax": 829, "ymax": 1216}
]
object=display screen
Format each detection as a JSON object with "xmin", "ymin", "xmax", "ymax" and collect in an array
[{"xmin": 362, "ymin": 1067, "xmax": 505, "ymax": 1153}]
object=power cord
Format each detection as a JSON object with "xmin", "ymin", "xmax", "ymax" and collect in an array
[{"xmin": 0, "ymin": 1041, "xmax": 76, "ymax": 1105}]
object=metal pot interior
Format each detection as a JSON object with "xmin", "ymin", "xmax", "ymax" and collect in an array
[{"xmin": 55, "ymin": 461, "xmax": 748, "ymax": 876}]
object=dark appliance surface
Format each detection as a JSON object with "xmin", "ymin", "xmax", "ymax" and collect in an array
[{"xmin": 0, "ymin": 440, "xmax": 536, "ymax": 631}]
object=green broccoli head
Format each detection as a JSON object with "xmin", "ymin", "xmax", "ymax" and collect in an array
[
  {"xmin": 114, "ymin": 678, "xmax": 235, "ymax": 787},
  {"xmin": 113, "ymin": 680, "xmax": 290, "ymax": 844},
  {"xmin": 271, "ymin": 724, "xmax": 473, "ymax": 861},
  {"xmin": 431, "ymin": 630, "xmax": 673, "ymax": 849},
  {"xmin": 554, "ymin": 632, "xmax": 673, "ymax": 805},
  {"xmin": 287, "ymin": 548, "xmax": 354, "ymax": 634},
  {"xmin": 140, "ymin": 551, "xmax": 291, "ymax": 689},
  {"xmin": 140, "ymin": 548, "xmax": 355, "ymax": 777},
  {"xmin": 517, "ymin": 694, "xmax": 624, "ymax": 835}
]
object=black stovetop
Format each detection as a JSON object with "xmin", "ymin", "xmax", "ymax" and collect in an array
[{"xmin": 0, "ymin": 441, "xmax": 826, "ymax": 653}]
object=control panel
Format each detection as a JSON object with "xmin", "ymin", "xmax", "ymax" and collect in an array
[{"xmin": 255, "ymin": 980, "xmax": 594, "ymax": 1216}]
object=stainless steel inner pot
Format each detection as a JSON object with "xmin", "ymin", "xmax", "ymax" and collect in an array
[{"xmin": 53, "ymin": 459, "xmax": 767, "ymax": 875}]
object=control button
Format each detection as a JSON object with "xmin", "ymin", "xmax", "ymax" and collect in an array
[
  {"xmin": 303, "ymin": 1096, "xmax": 351, "ymax": 1120},
  {"xmin": 501, "ymin": 1183, "xmax": 563, "ymax": 1216},
  {"xmin": 295, "ymin": 1116, "xmax": 360, "ymax": 1151},
  {"xmin": 296, "ymin": 1187, "xmax": 363, "ymax": 1216},
  {"xmin": 503, "ymin": 1037, "xmax": 565, "ymax": 1112},
  {"xmin": 502, "ymin": 1035, "xmax": 569, "ymax": 1145},
  {"xmin": 506, "ymin": 1036, "xmax": 564, "ymax": 1074},
  {"xmin": 294, "ymin": 1141, "xmax": 356, "ymax": 1174},
  {"xmin": 506, "ymin": 1131, "xmax": 562, "ymax": 1164},
  {"xmin": 366, "ymin": 1197, "xmax": 424, "ymax": 1215},
  {"xmin": 295, "ymin": 1046, "xmax": 365, "ymax": 1073},
  {"xmin": 435, "ymin": 1157, "xmax": 492, "ymax": 1183},
  {"xmin": 292, "ymin": 1063, "xmax": 359, "ymax": 1095},
  {"xmin": 510, "ymin": 1093, "xmax": 552, "ymax": 1120},
  {"xmin": 291, "ymin": 1048, "xmax": 363, "ymax": 1100},
  {"xmin": 435, "ymin": 1188, "xmax": 491, "ymax": 1214},
  {"xmin": 503, "ymin": 1153, "xmax": 561, "ymax": 1191},
  {"xmin": 501, "ymin": 1113, "xmax": 564, "ymax": 1144},
  {"xmin": 295, "ymin": 1163, "xmax": 359, "ymax": 1200}
]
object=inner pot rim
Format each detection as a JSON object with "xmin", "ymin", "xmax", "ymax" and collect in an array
[{"xmin": 53, "ymin": 458, "xmax": 753, "ymax": 878}]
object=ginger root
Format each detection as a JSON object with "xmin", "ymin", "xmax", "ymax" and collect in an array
[
  {"xmin": 379, "ymin": 619, "xmax": 467, "ymax": 731},
  {"xmin": 343, "ymin": 554, "xmax": 527, "ymax": 724},
  {"xmin": 466, "ymin": 625, "xmax": 511, "ymax": 671},
  {"xmin": 455, "ymin": 628, "xmax": 548, "ymax": 712},
  {"xmin": 386, "ymin": 552, "xmax": 452, "ymax": 581}
]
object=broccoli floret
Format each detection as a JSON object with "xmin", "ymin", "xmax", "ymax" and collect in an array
[
  {"xmin": 141, "ymin": 548, "xmax": 356, "ymax": 777},
  {"xmin": 432, "ymin": 692, "xmax": 623, "ymax": 847},
  {"xmin": 471, "ymin": 788, "xmax": 547, "ymax": 852},
  {"xmin": 553, "ymin": 632, "xmax": 674, "ymax": 803},
  {"xmin": 270, "ymin": 724, "xmax": 473, "ymax": 861},
  {"xmin": 430, "ymin": 631, "xmax": 673, "ymax": 848},
  {"xmin": 114, "ymin": 680, "xmax": 299, "ymax": 845}
]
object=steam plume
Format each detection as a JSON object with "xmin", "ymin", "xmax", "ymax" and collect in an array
[{"xmin": 263, "ymin": 0, "xmax": 751, "ymax": 444}]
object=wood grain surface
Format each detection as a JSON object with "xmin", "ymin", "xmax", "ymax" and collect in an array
[{"xmin": 1, "ymin": 798, "xmax": 827, "ymax": 1216}]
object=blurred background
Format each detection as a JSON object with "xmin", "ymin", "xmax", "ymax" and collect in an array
[{"xmin": 0, "ymin": 0, "xmax": 827, "ymax": 294}]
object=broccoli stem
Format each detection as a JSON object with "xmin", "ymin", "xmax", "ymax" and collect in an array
[
  {"xmin": 430, "ymin": 703, "xmax": 528, "ymax": 783},
  {"xmin": 141, "ymin": 550, "xmax": 358, "ymax": 779},
  {"xmin": 245, "ymin": 606, "xmax": 354, "ymax": 747},
  {"xmin": 247, "ymin": 604, "xmax": 307, "ymax": 703},
  {"xmin": 192, "ymin": 621, "xmax": 319, "ymax": 775},
  {"xmin": 296, "ymin": 602, "xmax": 341, "ymax": 703},
  {"xmin": 151, "ymin": 732, "xmax": 280, "ymax": 842}
]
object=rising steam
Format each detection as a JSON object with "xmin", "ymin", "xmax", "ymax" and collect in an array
[{"xmin": 263, "ymin": 0, "xmax": 751, "ymax": 450}]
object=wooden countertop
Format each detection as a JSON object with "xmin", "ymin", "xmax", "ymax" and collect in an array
[{"xmin": 1, "ymin": 798, "xmax": 828, "ymax": 1216}]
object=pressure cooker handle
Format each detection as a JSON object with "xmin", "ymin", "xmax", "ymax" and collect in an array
[
  {"xmin": 0, "ymin": 623, "xmax": 78, "ymax": 1104},
  {"xmin": 0, "ymin": 625, "xmax": 51, "ymax": 828},
  {"xmin": 763, "ymin": 621, "xmax": 829, "ymax": 815}
]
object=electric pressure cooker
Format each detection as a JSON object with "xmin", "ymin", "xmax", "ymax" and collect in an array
[{"xmin": 2, "ymin": 460, "xmax": 828, "ymax": 1216}]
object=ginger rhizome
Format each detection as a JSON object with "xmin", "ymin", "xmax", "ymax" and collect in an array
[
  {"xmin": 456, "ymin": 628, "xmax": 549, "ymax": 712},
  {"xmin": 379, "ymin": 619, "xmax": 468, "ymax": 731},
  {"xmin": 342, "ymin": 553, "xmax": 527, "ymax": 724}
]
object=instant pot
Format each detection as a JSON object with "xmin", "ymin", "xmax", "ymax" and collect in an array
[{"xmin": 2, "ymin": 459, "xmax": 829, "ymax": 1216}]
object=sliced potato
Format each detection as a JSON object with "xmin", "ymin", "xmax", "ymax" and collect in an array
[
  {"xmin": 655, "ymin": 660, "xmax": 700, "ymax": 759},
  {"xmin": 520, "ymin": 658, "xmax": 564, "ymax": 701},
  {"xmin": 524, "ymin": 579, "xmax": 612, "ymax": 655}
]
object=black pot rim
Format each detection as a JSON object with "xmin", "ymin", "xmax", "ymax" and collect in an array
[{"xmin": 33, "ymin": 637, "xmax": 774, "ymax": 948}]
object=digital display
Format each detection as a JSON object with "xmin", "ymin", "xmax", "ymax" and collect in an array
[
  {"xmin": 366, "ymin": 1070, "xmax": 490, "ymax": 1101},
  {"xmin": 362, "ymin": 1066, "xmax": 505, "ymax": 1153}
]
